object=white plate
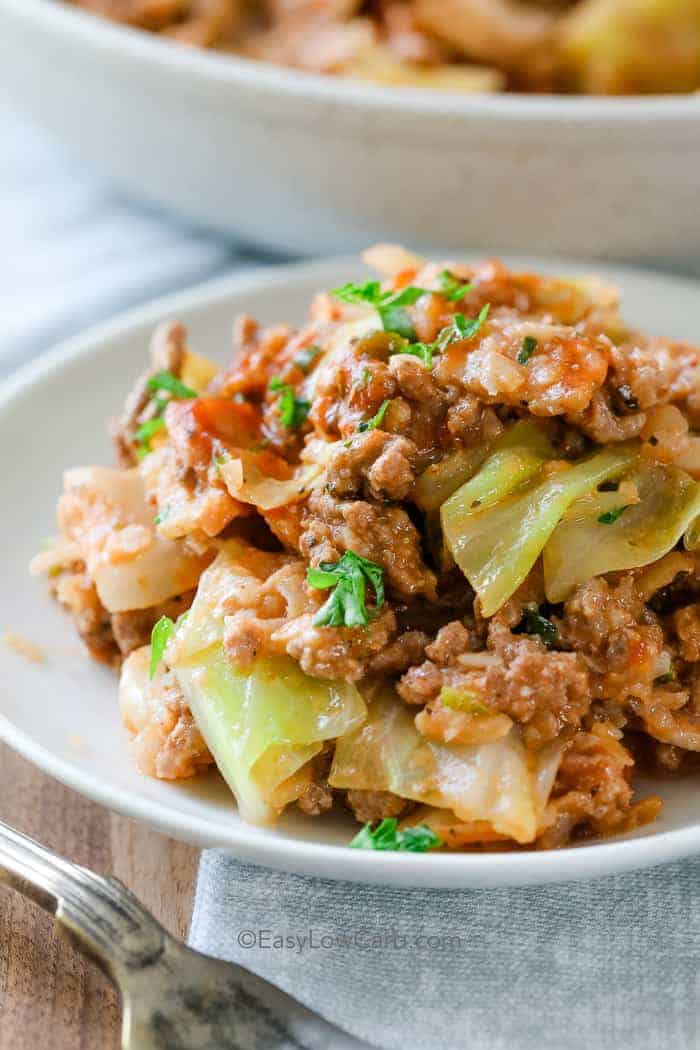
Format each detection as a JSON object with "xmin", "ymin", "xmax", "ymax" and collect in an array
[
  {"xmin": 1, "ymin": 0, "xmax": 700, "ymax": 266},
  {"xmin": 1, "ymin": 255, "xmax": 699, "ymax": 888}
]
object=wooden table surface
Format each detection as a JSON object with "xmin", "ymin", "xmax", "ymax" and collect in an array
[{"xmin": 0, "ymin": 741, "xmax": 200, "ymax": 1049}]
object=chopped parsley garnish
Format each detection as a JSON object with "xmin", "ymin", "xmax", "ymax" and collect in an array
[
  {"xmin": 332, "ymin": 280, "xmax": 427, "ymax": 340},
  {"xmin": 350, "ymin": 818, "xmax": 442, "ymax": 853},
  {"xmin": 387, "ymin": 303, "xmax": 492, "ymax": 371},
  {"xmin": 150, "ymin": 615, "xmax": 175, "ymax": 678},
  {"xmin": 598, "ymin": 506, "xmax": 629, "ymax": 525},
  {"xmin": 517, "ymin": 335, "xmax": 538, "ymax": 365},
  {"xmin": 358, "ymin": 399, "xmax": 391, "ymax": 432},
  {"xmin": 515, "ymin": 606, "xmax": 559, "ymax": 647},
  {"xmin": 393, "ymin": 342, "xmax": 435, "ymax": 369},
  {"xmin": 135, "ymin": 372, "xmax": 196, "ymax": 458},
  {"xmin": 308, "ymin": 550, "xmax": 385, "ymax": 628},
  {"xmin": 147, "ymin": 370, "xmax": 197, "ymax": 400},
  {"xmin": 134, "ymin": 415, "xmax": 166, "ymax": 459},
  {"xmin": 452, "ymin": 304, "xmax": 491, "ymax": 340},
  {"xmin": 269, "ymin": 377, "xmax": 311, "ymax": 429},
  {"xmin": 294, "ymin": 345, "xmax": 322, "ymax": 373},
  {"xmin": 439, "ymin": 269, "xmax": 473, "ymax": 302}
]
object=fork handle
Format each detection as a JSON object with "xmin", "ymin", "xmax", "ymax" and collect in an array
[{"xmin": 0, "ymin": 817, "xmax": 165, "ymax": 978}]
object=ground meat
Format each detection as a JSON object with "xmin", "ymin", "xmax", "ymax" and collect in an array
[
  {"xmin": 272, "ymin": 607, "xmax": 397, "ymax": 681},
  {"xmin": 345, "ymin": 789, "xmax": 411, "ymax": 824},
  {"xmin": 367, "ymin": 629, "xmax": 429, "ymax": 676},
  {"xmin": 296, "ymin": 747, "xmax": 335, "ymax": 817},
  {"xmin": 223, "ymin": 611, "xmax": 277, "ymax": 669},
  {"xmin": 609, "ymin": 335, "xmax": 700, "ymax": 423},
  {"xmin": 388, "ymin": 353, "xmax": 447, "ymax": 421},
  {"xmin": 119, "ymin": 650, "xmax": 213, "ymax": 780},
  {"xmin": 538, "ymin": 725, "xmax": 661, "ymax": 847},
  {"xmin": 630, "ymin": 686, "xmax": 700, "ymax": 753},
  {"xmin": 567, "ymin": 390, "xmax": 646, "ymax": 444},
  {"xmin": 220, "ymin": 559, "xmax": 314, "ymax": 668},
  {"xmin": 300, "ymin": 491, "xmax": 437, "ymax": 600},
  {"xmin": 396, "ymin": 619, "xmax": 482, "ymax": 704},
  {"xmin": 311, "ymin": 328, "xmax": 449, "ymax": 458},
  {"xmin": 560, "ymin": 575, "xmax": 665, "ymax": 703},
  {"xmin": 424, "ymin": 620, "xmax": 471, "ymax": 664},
  {"xmin": 397, "ymin": 660, "xmax": 444, "ymax": 705},
  {"xmin": 325, "ymin": 430, "xmax": 418, "ymax": 501},
  {"xmin": 310, "ymin": 330, "xmax": 399, "ymax": 439},
  {"xmin": 445, "ymin": 394, "xmax": 482, "ymax": 437},
  {"xmin": 485, "ymin": 638, "xmax": 591, "ymax": 747},
  {"xmin": 436, "ymin": 319, "xmax": 610, "ymax": 420},
  {"xmin": 672, "ymin": 603, "xmax": 700, "ymax": 662},
  {"xmin": 111, "ymin": 590, "xmax": 195, "ymax": 658},
  {"xmin": 53, "ymin": 567, "xmax": 119, "ymax": 665},
  {"xmin": 297, "ymin": 780, "xmax": 335, "ymax": 817}
]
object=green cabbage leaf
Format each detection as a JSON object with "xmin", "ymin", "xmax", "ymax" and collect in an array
[
  {"xmin": 442, "ymin": 442, "xmax": 637, "ymax": 616},
  {"xmin": 544, "ymin": 462, "xmax": 700, "ymax": 602},
  {"xmin": 169, "ymin": 542, "xmax": 366, "ymax": 824},
  {"xmin": 329, "ymin": 684, "xmax": 559, "ymax": 843}
]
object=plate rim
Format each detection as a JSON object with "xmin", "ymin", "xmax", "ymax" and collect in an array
[
  {"xmin": 4, "ymin": 0, "xmax": 700, "ymax": 123},
  {"xmin": 2, "ymin": 253, "xmax": 700, "ymax": 887}
]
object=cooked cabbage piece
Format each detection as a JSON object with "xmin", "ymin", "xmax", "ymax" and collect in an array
[
  {"xmin": 559, "ymin": 0, "xmax": 700, "ymax": 94},
  {"xmin": 218, "ymin": 439, "xmax": 334, "ymax": 511},
  {"xmin": 330, "ymin": 685, "xmax": 560, "ymax": 843},
  {"xmin": 417, "ymin": 419, "xmax": 553, "ymax": 514},
  {"xmin": 414, "ymin": 447, "xmax": 491, "ymax": 513},
  {"xmin": 544, "ymin": 462, "xmax": 700, "ymax": 601},
  {"xmin": 168, "ymin": 543, "xmax": 367, "ymax": 823},
  {"xmin": 441, "ymin": 420, "xmax": 554, "ymax": 523},
  {"xmin": 442, "ymin": 431, "xmax": 636, "ymax": 615}
]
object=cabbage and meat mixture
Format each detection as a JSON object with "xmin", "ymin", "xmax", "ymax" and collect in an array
[
  {"xmin": 66, "ymin": 0, "xmax": 700, "ymax": 96},
  {"xmin": 34, "ymin": 245, "xmax": 700, "ymax": 852}
]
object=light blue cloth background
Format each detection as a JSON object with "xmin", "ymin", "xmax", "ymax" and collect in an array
[{"xmin": 3, "ymin": 103, "xmax": 698, "ymax": 1050}]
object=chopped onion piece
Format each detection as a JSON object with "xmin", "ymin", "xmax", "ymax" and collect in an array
[{"xmin": 60, "ymin": 466, "xmax": 210, "ymax": 612}]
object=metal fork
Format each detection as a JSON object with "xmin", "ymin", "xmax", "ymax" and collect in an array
[{"xmin": 0, "ymin": 818, "xmax": 367, "ymax": 1050}]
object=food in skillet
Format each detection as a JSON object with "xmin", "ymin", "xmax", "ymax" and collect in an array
[
  {"xmin": 33, "ymin": 245, "xmax": 700, "ymax": 851},
  {"xmin": 65, "ymin": 0, "xmax": 700, "ymax": 95}
]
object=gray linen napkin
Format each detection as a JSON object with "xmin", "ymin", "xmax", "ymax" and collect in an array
[{"xmin": 190, "ymin": 853, "xmax": 700, "ymax": 1050}]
